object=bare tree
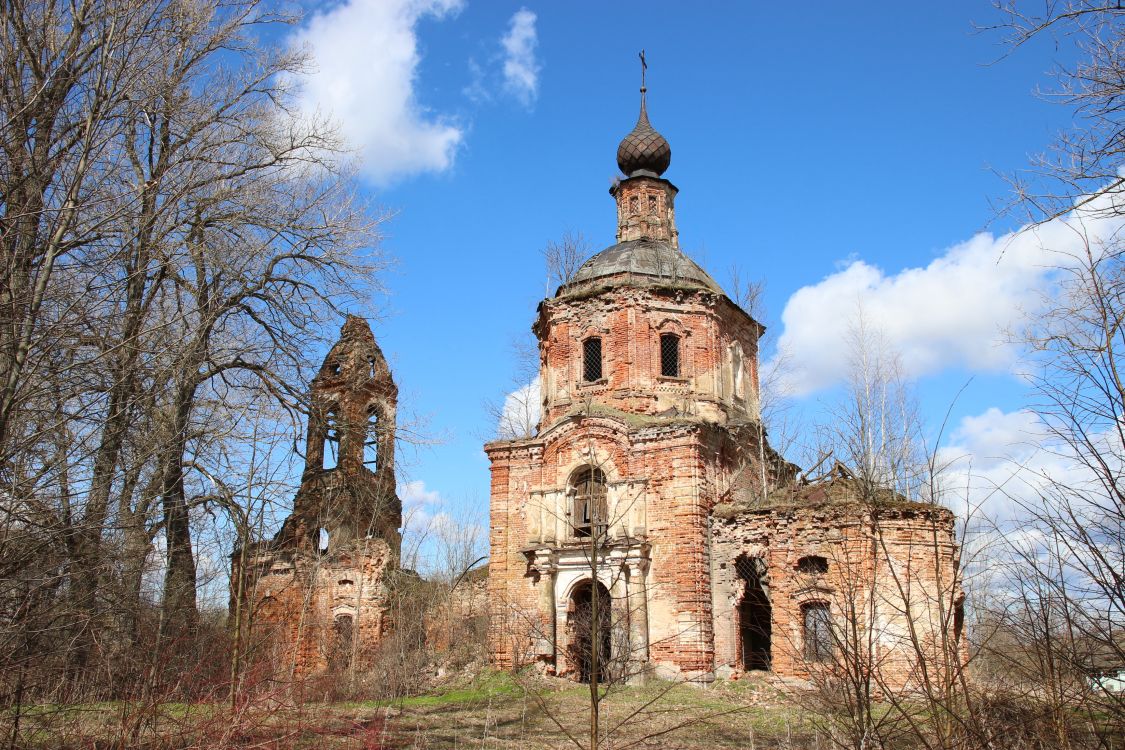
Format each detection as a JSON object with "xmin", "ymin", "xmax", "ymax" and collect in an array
[
  {"xmin": 772, "ymin": 312, "xmax": 985, "ymax": 750},
  {"xmin": 542, "ymin": 231, "xmax": 590, "ymax": 295},
  {"xmin": 989, "ymin": 2, "xmax": 1125, "ymax": 223},
  {"xmin": 726, "ymin": 265, "xmax": 766, "ymax": 321},
  {"xmin": 987, "ymin": 224, "xmax": 1125, "ymax": 745},
  {"xmin": 0, "ymin": 0, "xmax": 384, "ymax": 712},
  {"xmin": 972, "ymin": 6, "xmax": 1125, "ymax": 745},
  {"xmin": 485, "ymin": 332, "xmax": 541, "ymax": 440}
]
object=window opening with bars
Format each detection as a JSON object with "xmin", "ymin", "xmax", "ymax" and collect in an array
[
  {"xmin": 583, "ymin": 337, "xmax": 603, "ymax": 382},
  {"xmin": 803, "ymin": 602, "xmax": 833, "ymax": 662},
  {"xmin": 660, "ymin": 333, "xmax": 680, "ymax": 377},
  {"xmin": 796, "ymin": 555, "xmax": 829, "ymax": 575}
]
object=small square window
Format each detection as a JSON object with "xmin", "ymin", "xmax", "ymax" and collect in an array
[
  {"xmin": 583, "ymin": 337, "xmax": 602, "ymax": 382},
  {"xmin": 660, "ymin": 333, "xmax": 680, "ymax": 377}
]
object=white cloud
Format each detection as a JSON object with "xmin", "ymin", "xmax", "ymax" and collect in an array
[
  {"xmin": 399, "ymin": 479, "xmax": 446, "ymax": 557},
  {"xmin": 500, "ymin": 8, "xmax": 539, "ymax": 106},
  {"xmin": 770, "ymin": 191, "xmax": 1125, "ymax": 396},
  {"xmin": 935, "ymin": 406, "xmax": 1125, "ymax": 604},
  {"xmin": 497, "ymin": 376, "xmax": 540, "ymax": 439},
  {"xmin": 291, "ymin": 0, "xmax": 465, "ymax": 186},
  {"xmin": 945, "ymin": 407, "xmax": 1042, "ymax": 461},
  {"xmin": 396, "ymin": 480, "xmax": 487, "ymax": 577},
  {"xmin": 935, "ymin": 406, "xmax": 1112, "ymax": 525},
  {"xmin": 400, "ymin": 479, "xmax": 444, "ymax": 509}
]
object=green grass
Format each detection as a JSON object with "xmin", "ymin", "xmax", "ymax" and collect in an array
[{"xmin": 340, "ymin": 669, "xmax": 524, "ymax": 709}]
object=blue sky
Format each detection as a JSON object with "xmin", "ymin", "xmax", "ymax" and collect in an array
[{"xmin": 283, "ymin": 1, "xmax": 1105, "ymax": 535}]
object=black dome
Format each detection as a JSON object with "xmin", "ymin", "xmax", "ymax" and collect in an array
[{"xmin": 616, "ymin": 95, "xmax": 671, "ymax": 177}]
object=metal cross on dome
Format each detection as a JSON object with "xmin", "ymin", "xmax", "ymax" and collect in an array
[{"xmin": 639, "ymin": 49, "xmax": 647, "ymax": 92}]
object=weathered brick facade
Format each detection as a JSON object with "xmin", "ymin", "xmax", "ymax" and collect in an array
[
  {"xmin": 233, "ymin": 316, "xmax": 400, "ymax": 678},
  {"xmin": 486, "ymin": 89, "xmax": 963, "ymax": 688},
  {"xmin": 710, "ymin": 477, "xmax": 964, "ymax": 688}
]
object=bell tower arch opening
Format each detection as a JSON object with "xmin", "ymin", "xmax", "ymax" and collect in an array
[
  {"xmin": 322, "ymin": 409, "xmax": 340, "ymax": 470},
  {"xmin": 363, "ymin": 405, "xmax": 379, "ymax": 469}
]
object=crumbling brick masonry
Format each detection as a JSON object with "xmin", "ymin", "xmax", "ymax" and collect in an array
[{"xmin": 232, "ymin": 316, "xmax": 400, "ymax": 679}]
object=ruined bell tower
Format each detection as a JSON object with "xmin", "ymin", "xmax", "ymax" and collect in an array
[
  {"xmin": 279, "ymin": 314, "xmax": 400, "ymax": 551},
  {"xmin": 234, "ymin": 316, "xmax": 400, "ymax": 678}
]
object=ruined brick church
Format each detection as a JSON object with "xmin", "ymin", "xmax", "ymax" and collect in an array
[
  {"xmin": 234, "ymin": 316, "xmax": 400, "ymax": 676},
  {"xmin": 485, "ymin": 79, "xmax": 964, "ymax": 686},
  {"xmin": 234, "ymin": 71, "xmax": 963, "ymax": 690}
]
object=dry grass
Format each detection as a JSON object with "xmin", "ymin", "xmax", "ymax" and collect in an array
[
  {"xmin": 380, "ymin": 673, "xmax": 816, "ymax": 749},
  {"xmin": 8, "ymin": 672, "xmax": 829, "ymax": 749}
]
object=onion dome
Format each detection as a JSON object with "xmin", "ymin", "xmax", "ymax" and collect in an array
[{"xmin": 616, "ymin": 88, "xmax": 671, "ymax": 178}]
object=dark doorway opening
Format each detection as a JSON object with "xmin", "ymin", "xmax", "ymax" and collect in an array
[
  {"xmin": 736, "ymin": 554, "xmax": 771, "ymax": 671},
  {"xmin": 569, "ymin": 580, "xmax": 612, "ymax": 683},
  {"xmin": 329, "ymin": 614, "xmax": 354, "ymax": 672}
]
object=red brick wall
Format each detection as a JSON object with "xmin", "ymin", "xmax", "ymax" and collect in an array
[
  {"xmin": 241, "ymin": 540, "xmax": 393, "ymax": 679},
  {"xmin": 536, "ymin": 287, "xmax": 760, "ymax": 427},
  {"xmin": 711, "ymin": 503, "xmax": 963, "ymax": 688}
]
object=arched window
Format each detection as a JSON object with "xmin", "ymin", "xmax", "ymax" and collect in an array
[
  {"xmin": 570, "ymin": 466, "xmax": 607, "ymax": 538},
  {"xmin": 583, "ymin": 337, "xmax": 603, "ymax": 382},
  {"xmin": 796, "ymin": 555, "xmax": 829, "ymax": 576},
  {"xmin": 318, "ymin": 527, "xmax": 330, "ymax": 554},
  {"xmin": 802, "ymin": 602, "xmax": 833, "ymax": 662},
  {"xmin": 660, "ymin": 333, "xmax": 680, "ymax": 377},
  {"xmin": 731, "ymin": 343, "xmax": 745, "ymax": 400}
]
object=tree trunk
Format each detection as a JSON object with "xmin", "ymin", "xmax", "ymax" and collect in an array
[{"xmin": 159, "ymin": 374, "xmax": 201, "ymax": 634}]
